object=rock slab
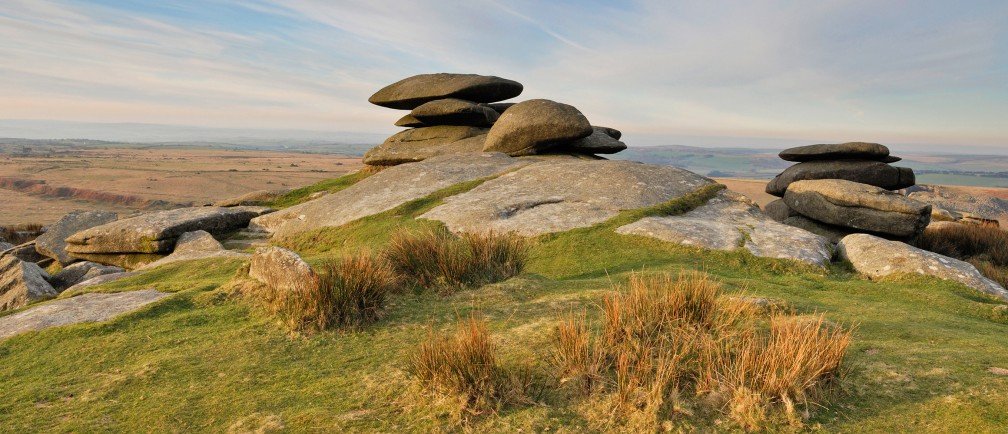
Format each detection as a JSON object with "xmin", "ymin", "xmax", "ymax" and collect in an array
[
  {"xmin": 779, "ymin": 142, "xmax": 891, "ymax": 162},
  {"xmin": 409, "ymin": 98, "xmax": 499, "ymax": 127},
  {"xmin": 0, "ymin": 289, "xmax": 170, "ymax": 340},
  {"xmin": 139, "ymin": 230, "xmax": 248, "ymax": 270},
  {"xmin": 422, "ymin": 159, "xmax": 714, "ymax": 236},
  {"xmin": 766, "ymin": 160, "xmax": 916, "ymax": 197},
  {"xmin": 1, "ymin": 256, "xmax": 57, "ymax": 312},
  {"xmin": 483, "ymin": 99, "xmax": 593, "ymax": 156},
  {"xmin": 50, "ymin": 261, "xmax": 124, "ymax": 292},
  {"xmin": 784, "ymin": 179, "xmax": 931, "ymax": 237},
  {"xmin": 557, "ymin": 126, "xmax": 627, "ymax": 154},
  {"xmin": 35, "ymin": 210, "xmax": 118, "ymax": 265},
  {"xmin": 616, "ymin": 191, "xmax": 833, "ymax": 267},
  {"xmin": 363, "ymin": 127, "xmax": 488, "ymax": 166},
  {"xmin": 249, "ymin": 246, "xmax": 315, "ymax": 291},
  {"xmin": 368, "ymin": 73, "xmax": 522, "ymax": 110},
  {"xmin": 837, "ymin": 233, "xmax": 1008, "ymax": 302}
]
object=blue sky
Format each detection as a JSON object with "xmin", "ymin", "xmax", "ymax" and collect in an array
[{"xmin": 1, "ymin": 0, "xmax": 1006, "ymax": 151}]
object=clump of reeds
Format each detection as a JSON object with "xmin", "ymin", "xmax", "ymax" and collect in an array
[{"xmin": 384, "ymin": 228, "xmax": 528, "ymax": 293}]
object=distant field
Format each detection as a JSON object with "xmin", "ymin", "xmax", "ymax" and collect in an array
[
  {"xmin": 0, "ymin": 148, "xmax": 361, "ymax": 226},
  {"xmin": 914, "ymin": 174, "xmax": 1008, "ymax": 188}
]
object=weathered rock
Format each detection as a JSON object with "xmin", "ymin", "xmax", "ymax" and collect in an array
[
  {"xmin": 253, "ymin": 153, "xmax": 533, "ymax": 237},
  {"xmin": 35, "ymin": 210, "xmax": 118, "ymax": 266},
  {"xmin": 616, "ymin": 190, "xmax": 832, "ymax": 267},
  {"xmin": 487, "ymin": 102, "xmax": 515, "ymax": 114},
  {"xmin": 368, "ymin": 73, "xmax": 523, "ymax": 110},
  {"xmin": 781, "ymin": 215, "xmax": 857, "ymax": 244},
  {"xmin": 764, "ymin": 199, "xmax": 799, "ymax": 222},
  {"xmin": 214, "ymin": 190, "xmax": 290, "ymax": 207},
  {"xmin": 837, "ymin": 233, "xmax": 1008, "ymax": 302},
  {"xmin": 62, "ymin": 253, "xmax": 164, "ymax": 271},
  {"xmin": 766, "ymin": 160, "xmax": 916, "ymax": 197},
  {"xmin": 556, "ymin": 126, "xmax": 627, "ymax": 154},
  {"xmin": 1, "ymin": 256, "xmax": 57, "ymax": 312},
  {"xmin": 779, "ymin": 142, "xmax": 891, "ymax": 162},
  {"xmin": 0, "ymin": 242, "xmax": 14, "ymax": 251},
  {"xmin": 249, "ymin": 246, "xmax": 315, "ymax": 291},
  {"xmin": 64, "ymin": 271, "xmax": 139, "ymax": 293},
  {"xmin": 65, "ymin": 206, "xmax": 272, "ymax": 255},
  {"xmin": 49, "ymin": 261, "xmax": 124, "ymax": 292},
  {"xmin": 907, "ymin": 185, "xmax": 1008, "ymax": 225},
  {"xmin": 394, "ymin": 114, "xmax": 425, "ymax": 127},
  {"xmin": 483, "ymin": 99, "xmax": 593, "ymax": 156},
  {"xmin": 409, "ymin": 98, "xmax": 499, "ymax": 127},
  {"xmin": 784, "ymin": 179, "xmax": 931, "ymax": 237},
  {"xmin": 363, "ymin": 129, "xmax": 487, "ymax": 166},
  {"xmin": 422, "ymin": 159, "xmax": 714, "ymax": 236},
  {"xmin": 0, "ymin": 289, "xmax": 170, "ymax": 340},
  {"xmin": 1, "ymin": 242, "xmax": 48, "ymax": 263},
  {"xmin": 140, "ymin": 230, "xmax": 248, "ymax": 270}
]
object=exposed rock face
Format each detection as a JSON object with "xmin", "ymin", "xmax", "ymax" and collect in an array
[
  {"xmin": 249, "ymin": 246, "xmax": 315, "ymax": 291},
  {"xmin": 49, "ymin": 261, "xmax": 124, "ymax": 292},
  {"xmin": 140, "ymin": 230, "xmax": 248, "ymax": 270},
  {"xmin": 409, "ymin": 98, "xmax": 499, "ymax": 127},
  {"xmin": 1, "ymin": 256, "xmax": 57, "ymax": 312},
  {"xmin": 615, "ymin": 191, "xmax": 832, "ymax": 267},
  {"xmin": 766, "ymin": 160, "xmax": 916, "ymax": 197},
  {"xmin": 253, "ymin": 153, "xmax": 533, "ymax": 237},
  {"xmin": 214, "ymin": 190, "xmax": 290, "ymax": 207},
  {"xmin": 556, "ymin": 126, "xmax": 628, "ymax": 154},
  {"xmin": 64, "ymin": 272, "xmax": 139, "ymax": 293},
  {"xmin": 783, "ymin": 180, "xmax": 931, "ymax": 237},
  {"xmin": 0, "ymin": 289, "xmax": 170, "ymax": 340},
  {"xmin": 35, "ymin": 210, "xmax": 118, "ymax": 266},
  {"xmin": 368, "ymin": 73, "xmax": 522, "ymax": 110},
  {"xmin": 65, "ymin": 206, "xmax": 272, "ymax": 255},
  {"xmin": 837, "ymin": 233, "xmax": 1008, "ymax": 302},
  {"xmin": 421, "ymin": 159, "xmax": 714, "ymax": 236},
  {"xmin": 764, "ymin": 199, "xmax": 799, "ymax": 222},
  {"xmin": 779, "ymin": 142, "xmax": 891, "ymax": 162},
  {"xmin": 362, "ymin": 128, "xmax": 487, "ymax": 166},
  {"xmin": 483, "ymin": 99, "xmax": 593, "ymax": 156}
]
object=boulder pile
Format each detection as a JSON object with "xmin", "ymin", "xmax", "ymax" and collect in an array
[
  {"xmin": 361, "ymin": 73, "xmax": 626, "ymax": 167},
  {"xmin": 764, "ymin": 142, "xmax": 931, "ymax": 241}
]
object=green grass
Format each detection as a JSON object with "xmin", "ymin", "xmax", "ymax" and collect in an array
[
  {"xmin": 264, "ymin": 171, "xmax": 371, "ymax": 209},
  {"xmin": 2, "ymin": 179, "xmax": 1008, "ymax": 432}
]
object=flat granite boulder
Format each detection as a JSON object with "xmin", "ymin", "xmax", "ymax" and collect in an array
[
  {"xmin": 616, "ymin": 190, "xmax": 832, "ymax": 267},
  {"xmin": 0, "ymin": 289, "xmax": 170, "ymax": 340},
  {"xmin": 35, "ymin": 210, "xmax": 118, "ymax": 266},
  {"xmin": 766, "ymin": 160, "xmax": 916, "ymax": 197},
  {"xmin": 784, "ymin": 179, "xmax": 931, "ymax": 237},
  {"xmin": 779, "ymin": 142, "xmax": 892, "ymax": 162},
  {"xmin": 363, "ymin": 129, "xmax": 487, "ymax": 166},
  {"xmin": 252, "ymin": 153, "xmax": 534, "ymax": 237},
  {"xmin": 249, "ymin": 246, "xmax": 315, "ymax": 291},
  {"xmin": 50, "ymin": 261, "xmax": 124, "ymax": 292},
  {"xmin": 556, "ymin": 126, "xmax": 627, "ymax": 154},
  {"xmin": 483, "ymin": 99, "xmax": 593, "ymax": 156},
  {"xmin": 1, "ymin": 256, "xmax": 57, "ymax": 312},
  {"xmin": 368, "ymin": 73, "xmax": 523, "ymax": 110},
  {"xmin": 140, "ymin": 230, "xmax": 248, "ymax": 270},
  {"xmin": 837, "ymin": 233, "xmax": 1008, "ymax": 302},
  {"xmin": 409, "ymin": 98, "xmax": 499, "ymax": 127},
  {"xmin": 65, "ymin": 206, "xmax": 272, "ymax": 255},
  {"xmin": 394, "ymin": 114, "xmax": 425, "ymax": 128},
  {"xmin": 421, "ymin": 159, "xmax": 714, "ymax": 236}
]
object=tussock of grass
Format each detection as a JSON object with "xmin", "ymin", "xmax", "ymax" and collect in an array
[
  {"xmin": 1, "ymin": 223, "xmax": 44, "ymax": 245},
  {"xmin": 551, "ymin": 271, "xmax": 854, "ymax": 431},
  {"xmin": 258, "ymin": 252, "xmax": 398, "ymax": 333},
  {"xmin": 384, "ymin": 228, "xmax": 528, "ymax": 293},
  {"xmin": 913, "ymin": 224, "xmax": 1008, "ymax": 287}
]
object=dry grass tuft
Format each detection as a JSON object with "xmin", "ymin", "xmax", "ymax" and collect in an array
[
  {"xmin": 914, "ymin": 223, "xmax": 1008, "ymax": 287},
  {"xmin": 1, "ymin": 223, "xmax": 45, "ymax": 245},
  {"xmin": 550, "ymin": 271, "xmax": 853, "ymax": 431},
  {"xmin": 259, "ymin": 252, "xmax": 399, "ymax": 333},
  {"xmin": 384, "ymin": 228, "xmax": 528, "ymax": 293}
]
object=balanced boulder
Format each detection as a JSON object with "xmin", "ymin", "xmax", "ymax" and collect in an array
[
  {"xmin": 368, "ymin": 73, "xmax": 522, "ymax": 110},
  {"xmin": 483, "ymin": 99, "xmax": 593, "ymax": 156},
  {"xmin": 409, "ymin": 98, "xmax": 498, "ymax": 127},
  {"xmin": 362, "ymin": 126, "xmax": 488, "ymax": 166},
  {"xmin": 35, "ymin": 210, "xmax": 118, "ymax": 266},
  {"xmin": 783, "ymin": 179, "xmax": 931, "ymax": 237},
  {"xmin": 766, "ymin": 160, "xmax": 915, "ymax": 197},
  {"xmin": 1, "ymin": 256, "xmax": 57, "ymax": 312},
  {"xmin": 556, "ymin": 126, "xmax": 627, "ymax": 154},
  {"xmin": 779, "ymin": 142, "xmax": 892, "ymax": 162},
  {"xmin": 838, "ymin": 233, "xmax": 1008, "ymax": 302}
]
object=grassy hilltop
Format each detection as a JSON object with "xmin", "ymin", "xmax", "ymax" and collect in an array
[{"xmin": 2, "ymin": 173, "xmax": 1007, "ymax": 433}]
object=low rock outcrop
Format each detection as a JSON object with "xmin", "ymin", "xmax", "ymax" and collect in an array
[
  {"xmin": 0, "ymin": 289, "xmax": 170, "ymax": 340},
  {"xmin": 64, "ymin": 272, "xmax": 140, "ymax": 293},
  {"xmin": 616, "ymin": 190, "xmax": 832, "ymax": 267},
  {"xmin": 35, "ymin": 210, "xmax": 118, "ymax": 266},
  {"xmin": 422, "ymin": 159, "xmax": 714, "ymax": 235},
  {"xmin": 49, "ymin": 261, "xmax": 124, "ymax": 292},
  {"xmin": 1, "ymin": 256, "xmax": 57, "ymax": 312},
  {"xmin": 1, "ymin": 242, "xmax": 48, "ymax": 264},
  {"xmin": 837, "ymin": 233, "xmax": 1008, "ymax": 302},
  {"xmin": 783, "ymin": 180, "xmax": 931, "ymax": 237},
  {"xmin": 249, "ymin": 246, "xmax": 315, "ymax": 290},
  {"xmin": 139, "ymin": 230, "xmax": 248, "ymax": 270}
]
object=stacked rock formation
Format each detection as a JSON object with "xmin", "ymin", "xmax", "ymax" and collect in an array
[
  {"xmin": 764, "ymin": 142, "xmax": 931, "ymax": 241},
  {"xmin": 362, "ymin": 73, "xmax": 626, "ymax": 166}
]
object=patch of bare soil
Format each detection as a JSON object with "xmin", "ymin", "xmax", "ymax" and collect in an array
[{"xmin": 713, "ymin": 177, "xmax": 776, "ymax": 208}]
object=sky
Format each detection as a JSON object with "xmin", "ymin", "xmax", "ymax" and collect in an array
[{"xmin": 1, "ymin": 0, "xmax": 1006, "ymax": 152}]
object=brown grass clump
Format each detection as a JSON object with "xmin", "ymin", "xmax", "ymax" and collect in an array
[
  {"xmin": 550, "ymin": 271, "xmax": 854, "ymax": 431},
  {"xmin": 913, "ymin": 223, "xmax": 1008, "ymax": 287},
  {"xmin": 409, "ymin": 311, "xmax": 532, "ymax": 416},
  {"xmin": 0, "ymin": 223, "xmax": 44, "ymax": 245},
  {"xmin": 260, "ymin": 252, "xmax": 398, "ymax": 333},
  {"xmin": 384, "ymin": 228, "xmax": 528, "ymax": 293}
]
